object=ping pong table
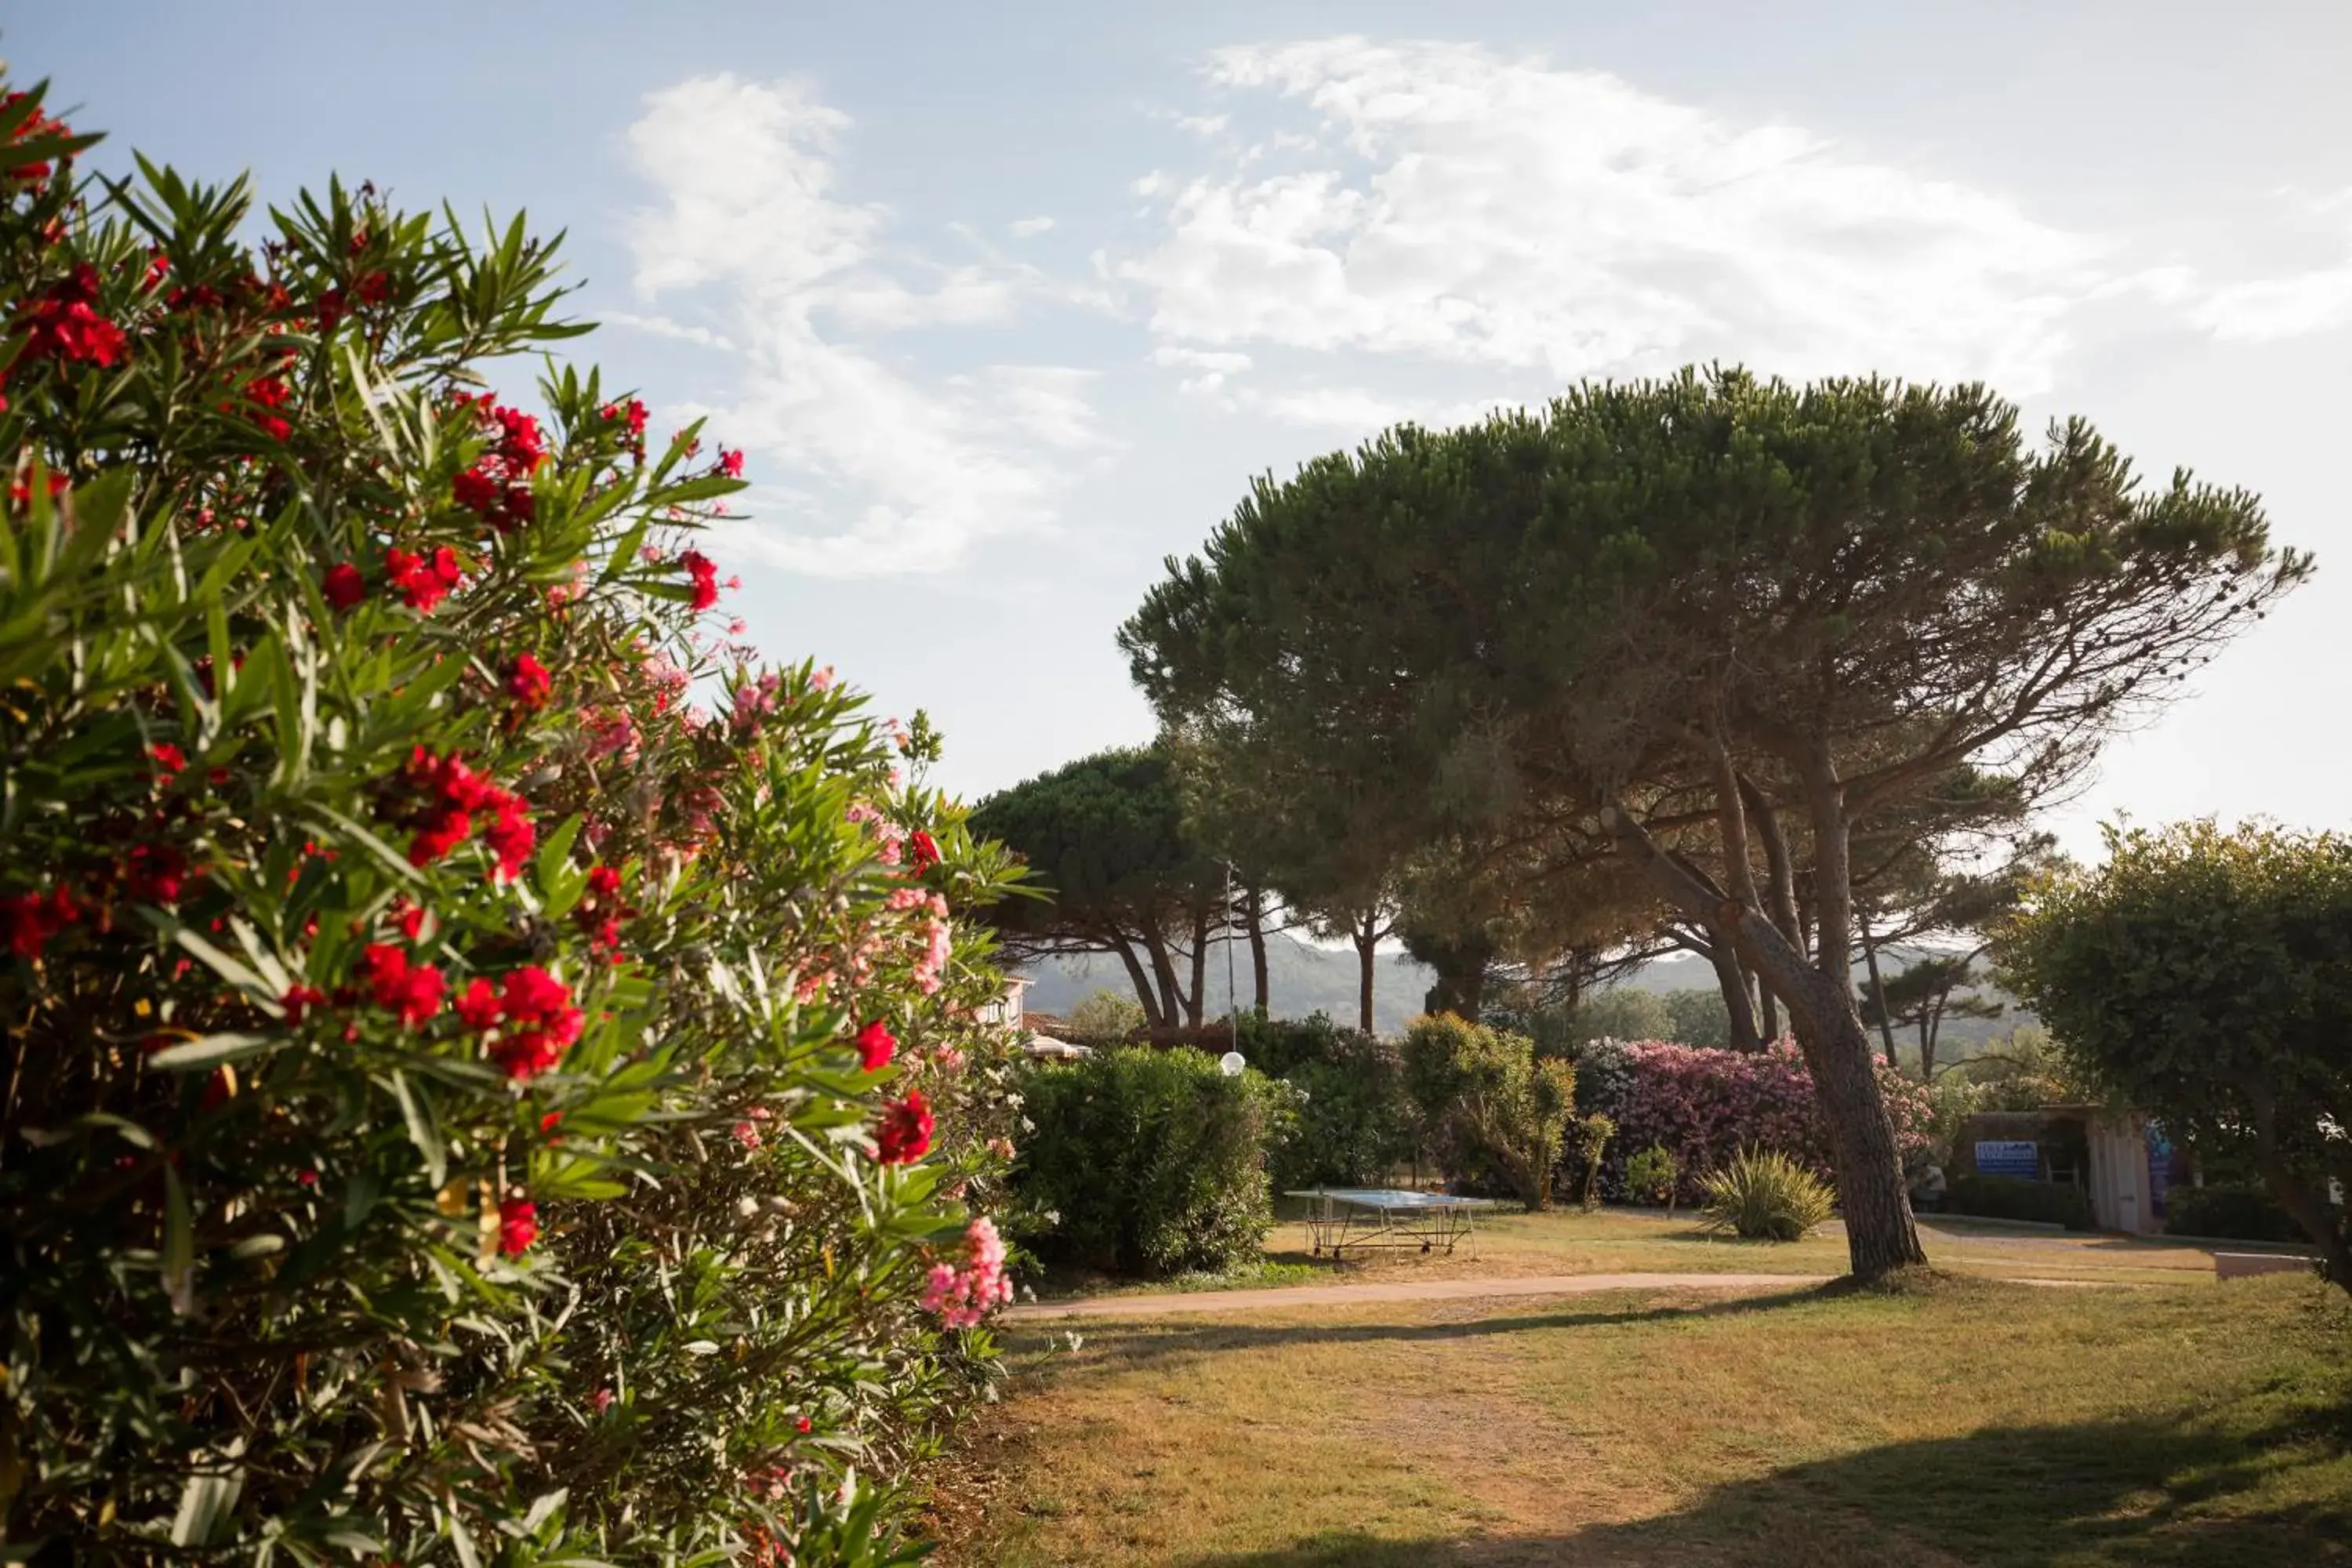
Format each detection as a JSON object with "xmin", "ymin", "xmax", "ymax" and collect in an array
[{"xmin": 1284, "ymin": 1187, "xmax": 1498, "ymax": 1258}]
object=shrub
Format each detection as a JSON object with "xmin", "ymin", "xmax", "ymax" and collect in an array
[
  {"xmin": 1945, "ymin": 1174, "xmax": 2095, "ymax": 1231},
  {"xmin": 1700, "ymin": 1149, "xmax": 1837, "ymax": 1241},
  {"xmin": 1401, "ymin": 1013, "xmax": 1575, "ymax": 1209},
  {"xmin": 2165, "ymin": 1182, "xmax": 2328, "ymax": 1244},
  {"xmin": 1573, "ymin": 1038, "xmax": 1933, "ymax": 1204},
  {"xmin": 1626, "ymin": 1143, "xmax": 1681, "ymax": 1210},
  {"xmin": 1065, "ymin": 987, "xmax": 1147, "ymax": 1044},
  {"xmin": 1237, "ymin": 1008, "xmax": 1362, "ymax": 1078},
  {"xmin": 1012, "ymin": 1047, "xmax": 1290, "ymax": 1276},
  {"xmin": 0, "ymin": 78, "xmax": 1025, "ymax": 1563},
  {"xmin": 1573, "ymin": 1113, "xmax": 1617, "ymax": 1210},
  {"xmin": 1269, "ymin": 1037, "xmax": 1415, "ymax": 1192}
]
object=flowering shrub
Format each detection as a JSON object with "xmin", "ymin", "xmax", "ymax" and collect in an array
[
  {"xmin": 1573, "ymin": 1039, "xmax": 1933, "ymax": 1205},
  {"xmin": 0, "ymin": 74, "xmax": 1028, "ymax": 1563}
]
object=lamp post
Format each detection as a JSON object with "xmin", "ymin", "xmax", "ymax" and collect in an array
[{"xmin": 1224, "ymin": 858, "xmax": 1239, "ymax": 1040}]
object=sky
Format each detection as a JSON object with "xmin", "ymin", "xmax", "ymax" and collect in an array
[{"xmin": 16, "ymin": 2, "xmax": 2352, "ymax": 857}]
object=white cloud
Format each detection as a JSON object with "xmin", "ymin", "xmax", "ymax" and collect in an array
[
  {"xmin": 1008, "ymin": 216, "xmax": 1057, "ymax": 238},
  {"xmin": 622, "ymin": 74, "xmax": 1100, "ymax": 576},
  {"xmin": 1248, "ymin": 386, "xmax": 1523, "ymax": 433},
  {"xmin": 600, "ymin": 309, "xmax": 737, "ymax": 351},
  {"xmin": 1118, "ymin": 38, "xmax": 2105, "ymax": 394},
  {"xmin": 2187, "ymin": 267, "xmax": 2352, "ymax": 342},
  {"xmin": 1150, "ymin": 347, "xmax": 1254, "ymax": 373}
]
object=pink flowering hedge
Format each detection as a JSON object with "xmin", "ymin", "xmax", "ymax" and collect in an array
[
  {"xmin": 1571, "ymin": 1039, "xmax": 1933, "ymax": 1205},
  {"xmin": 0, "ymin": 76, "xmax": 1027, "ymax": 1564}
]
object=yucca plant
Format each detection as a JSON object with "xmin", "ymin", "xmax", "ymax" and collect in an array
[{"xmin": 1700, "ymin": 1148, "xmax": 1835, "ymax": 1241}]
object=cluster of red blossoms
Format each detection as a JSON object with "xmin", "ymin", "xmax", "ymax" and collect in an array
[
  {"xmin": 1, "ymin": 885, "xmax": 78, "ymax": 960},
  {"xmin": 356, "ymin": 942, "xmax": 447, "ymax": 1028},
  {"xmin": 451, "ymin": 394, "xmax": 546, "ymax": 534},
  {"xmin": 394, "ymin": 747, "xmax": 535, "ymax": 882},
  {"xmin": 386, "ymin": 545, "xmax": 469, "ymax": 613},
  {"xmin": 15, "ymin": 263, "xmax": 127, "ymax": 369},
  {"xmin": 874, "ymin": 1089, "xmax": 934, "ymax": 1164},
  {"xmin": 680, "ymin": 550, "xmax": 720, "ymax": 612},
  {"xmin": 456, "ymin": 964, "xmax": 586, "ymax": 1080},
  {"xmin": 4, "ymin": 89, "xmax": 73, "ymax": 183},
  {"xmin": 573, "ymin": 863, "xmax": 634, "ymax": 956},
  {"xmin": 505, "ymin": 652, "xmax": 552, "ymax": 711},
  {"xmin": 498, "ymin": 1196, "xmax": 539, "ymax": 1256}
]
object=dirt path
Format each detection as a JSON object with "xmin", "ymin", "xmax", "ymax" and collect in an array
[
  {"xmin": 1004, "ymin": 1268, "xmax": 2151, "ymax": 1322},
  {"xmin": 1007, "ymin": 1270, "xmax": 1831, "ymax": 1320}
]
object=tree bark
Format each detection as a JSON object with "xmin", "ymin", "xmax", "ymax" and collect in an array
[
  {"xmin": 1704, "ymin": 940, "xmax": 1762, "ymax": 1052},
  {"xmin": 1142, "ymin": 925, "xmax": 1183, "ymax": 1031},
  {"xmin": 1354, "ymin": 914, "xmax": 1378, "ymax": 1035},
  {"xmin": 1185, "ymin": 907, "xmax": 1210, "ymax": 1028},
  {"xmin": 2246, "ymin": 1077, "xmax": 2352, "ymax": 1297},
  {"xmin": 1110, "ymin": 935, "xmax": 1165, "ymax": 1029},
  {"xmin": 1244, "ymin": 884, "xmax": 1271, "ymax": 1013},
  {"xmin": 1602, "ymin": 799, "xmax": 1928, "ymax": 1282}
]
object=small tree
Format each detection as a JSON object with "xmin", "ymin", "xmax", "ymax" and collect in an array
[
  {"xmin": 1574, "ymin": 1113, "xmax": 1617, "ymax": 1210},
  {"xmin": 1997, "ymin": 822, "xmax": 2352, "ymax": 1293},
  {"xmin": 1400, "ymin": 1013, "xmax": 1576, "ymax": 1209},
  {"xmin": 1066, "ymin": 987, "xmax": 1148, "ymax": 1044}
]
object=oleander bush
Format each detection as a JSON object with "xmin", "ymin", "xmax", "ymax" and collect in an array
[
  {"xmin": 1573, "ymin": 1038, "xmax": 1933, "ymax": 1205},
  {"xmin": 0, "ymin": 73, "xmax": 1026, "ymax": 1565},
  {"xmin": 1011, "ymin": 1047, "xmax": 1293, "ymax": 1278}
]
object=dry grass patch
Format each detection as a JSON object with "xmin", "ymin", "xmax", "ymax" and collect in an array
[{"xmin": 933, "ymin": 1275, "xmax": 2352, "ymax": 1566}]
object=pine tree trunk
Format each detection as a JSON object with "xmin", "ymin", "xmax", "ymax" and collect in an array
[
  {"xmin": 1142, "ymin": 927, "xmax": 1183, "ymax": 1031},
  {"xmin": 1355, "ymin": 920, "xmax": 1377, "ymax": 1035},
  {"xmin": 1860, "ymin": 915, "xmax": 1899, "ymax": 1063},
  {"xmin": 1185, "ymin": 908, "xmax": 1209, "ymax": 1028},
  {"xmin": 1111, "ymin": 935, "xmax": 1165, "ymax": 1029},
  {"xmin": 1603, "ymin": 797, "xmax": 1928, "ymax": 1283},
  {"xmin": 1708, "ymin": 942, "xmax": 1762, "ymax": 1052},
  {"xmin": 1245, "ymin": 885, "xmax": 1270, "ymax": 1012}
]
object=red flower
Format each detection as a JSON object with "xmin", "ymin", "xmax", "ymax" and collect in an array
[
  {"xmin": 7, "ymin": 470, "xmax": 67, "ymax": 510},
  {"xmin": 321, "ymin": 562, "xmax": 366, "ymax": 610},
  {"xmin": 354, "ymin": 269, "xmax": 394, "ymax": 305},
  {"xmin": 909, "ymin": 830, "xmax": 941, "ymax": 873},
  {"xmin": 150, "ymin": 742, "xmax": 187, "ymax": 778},
  {"xmin": 236, "ymin": 375, "xmax": 292, "ymax": 442},
  {"xmin": 2, "ymin": 886, "xmax": 77, "ymax": 960},
  {"xmin": 358, "ymin": 942, "xmax": 446, "ymax": 1028},
  {"xmin": 855, "ymin": 1019, "xmax": 897, "ymax": 1073},
  {"xmin": 539, "ymin": 1110, "xmax": 565, "ymax": 1142},
  {"xmin": 455, "ymin": 976, "xmax": 503, "ymax": 1032},
  {"xmin": 385, "ymin": 545, "xmax": 466, "ymax": 612},
  {"xmin": 505, "ymin": 652, "xmax": 552, "ymax": 711},
  {"xmin": 498, "ymin": 1196, "xmax": 539, "ymax": 1256},
  {"xmin": 586, "ymin": 865, "xmax": 622, "ymax": 901},
  {"xmin": 483, "ymin": 793, "xmax": 535, "ymax": 884},
  {"xmin": 680, "ymin": 550, "xmax": 720, "ymax": 612},
  {"xmin": 874, "ymin": 1091, "xmax": 935, "ymax": 1164},
  {"xmin": 16, "ymin": 264, "xmax": 128, "ymax": 367},
  {"xmin": 718, "ymin": 447, "xmax": 745, "ymax": 478},
  {"xmin": 467, "ymin": 964, "xmax": 584, "ymax": 1081},
  {"xmin": 601, "ymin": 397, "xmax": 649, "ymax": 437},
  {"xmin": 452, "ymin": 465, "xmax": 500, "ymax": 517},
  {"xmin": 794, "ymin": 1414, "xmax": 813, "ymax": 1435},
  {"xmin": 125, "ymin": 844, "xmax": 190, "ymax": 904},
  {"xmin": 281, "ymin": 984, "xmax": 327, "ymax": 1025},
  {"xmin": 390, "ymin": 896, "xmax": 428, "ymax": 942}
]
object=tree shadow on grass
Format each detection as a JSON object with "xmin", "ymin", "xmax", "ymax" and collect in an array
[{"xmin": 1174, "ymin": 1410, "xmax": 2352, "ymax": 1567}]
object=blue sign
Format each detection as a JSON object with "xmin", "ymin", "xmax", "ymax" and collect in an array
[{"xmin": 1976, "ymin": 1140, "xmax": 2041, "ymax": 1180}]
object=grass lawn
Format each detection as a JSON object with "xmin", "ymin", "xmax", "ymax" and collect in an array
[
  {"xmin": 933, "ymin": 1271, "xmax": 2352, "ymax": 1566},
  {"xmin": 1036, "ymin": 1205, "xmax": 2265, "ymax": 1301}
]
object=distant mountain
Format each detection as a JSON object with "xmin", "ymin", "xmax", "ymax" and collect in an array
[{"xmin": 1015, "ymin": 935, "xmax": 2026, "ymax": 1051}]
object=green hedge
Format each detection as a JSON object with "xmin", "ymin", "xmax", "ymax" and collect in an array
[
  {"xmin": 1013, "ymin": 1047, "xmax": 1292, "ymax": 1277},
  {"xmin": 2165, "ymin": 1182, "xmax": 2329, "ymax": 1244},
  {"xmin": 1946, "ymin": 1174, "xmax": 2095, "ymax": 1230}
]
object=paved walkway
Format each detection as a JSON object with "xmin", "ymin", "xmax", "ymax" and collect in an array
[{"xmin": 1007, "ymin": 1270, "xmax": 1831, "ymax": 1321}]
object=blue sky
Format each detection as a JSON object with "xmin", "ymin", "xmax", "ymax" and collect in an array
[{"xmin": 16, "ymin": 3, "xmax": 2352, "ymax": 852}]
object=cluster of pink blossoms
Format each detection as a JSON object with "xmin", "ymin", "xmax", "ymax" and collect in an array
[{"xmin": 922, "ymin": 1215, "xmax": 1013, "ymax": 1329}]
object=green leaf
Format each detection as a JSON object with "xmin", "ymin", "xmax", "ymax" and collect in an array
[
  {"xmin": 390, "ymin": 1071, "xmax": 448, "ymax": 1189},
  {"xmin": 147, "ymin": 1033, "xmax": 280, "ymax": 1070}
]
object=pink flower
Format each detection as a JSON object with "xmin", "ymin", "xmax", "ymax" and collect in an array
[{"xmin": 922, "ymin": 1215, "xmax": 1014, "ymax": 1328}]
